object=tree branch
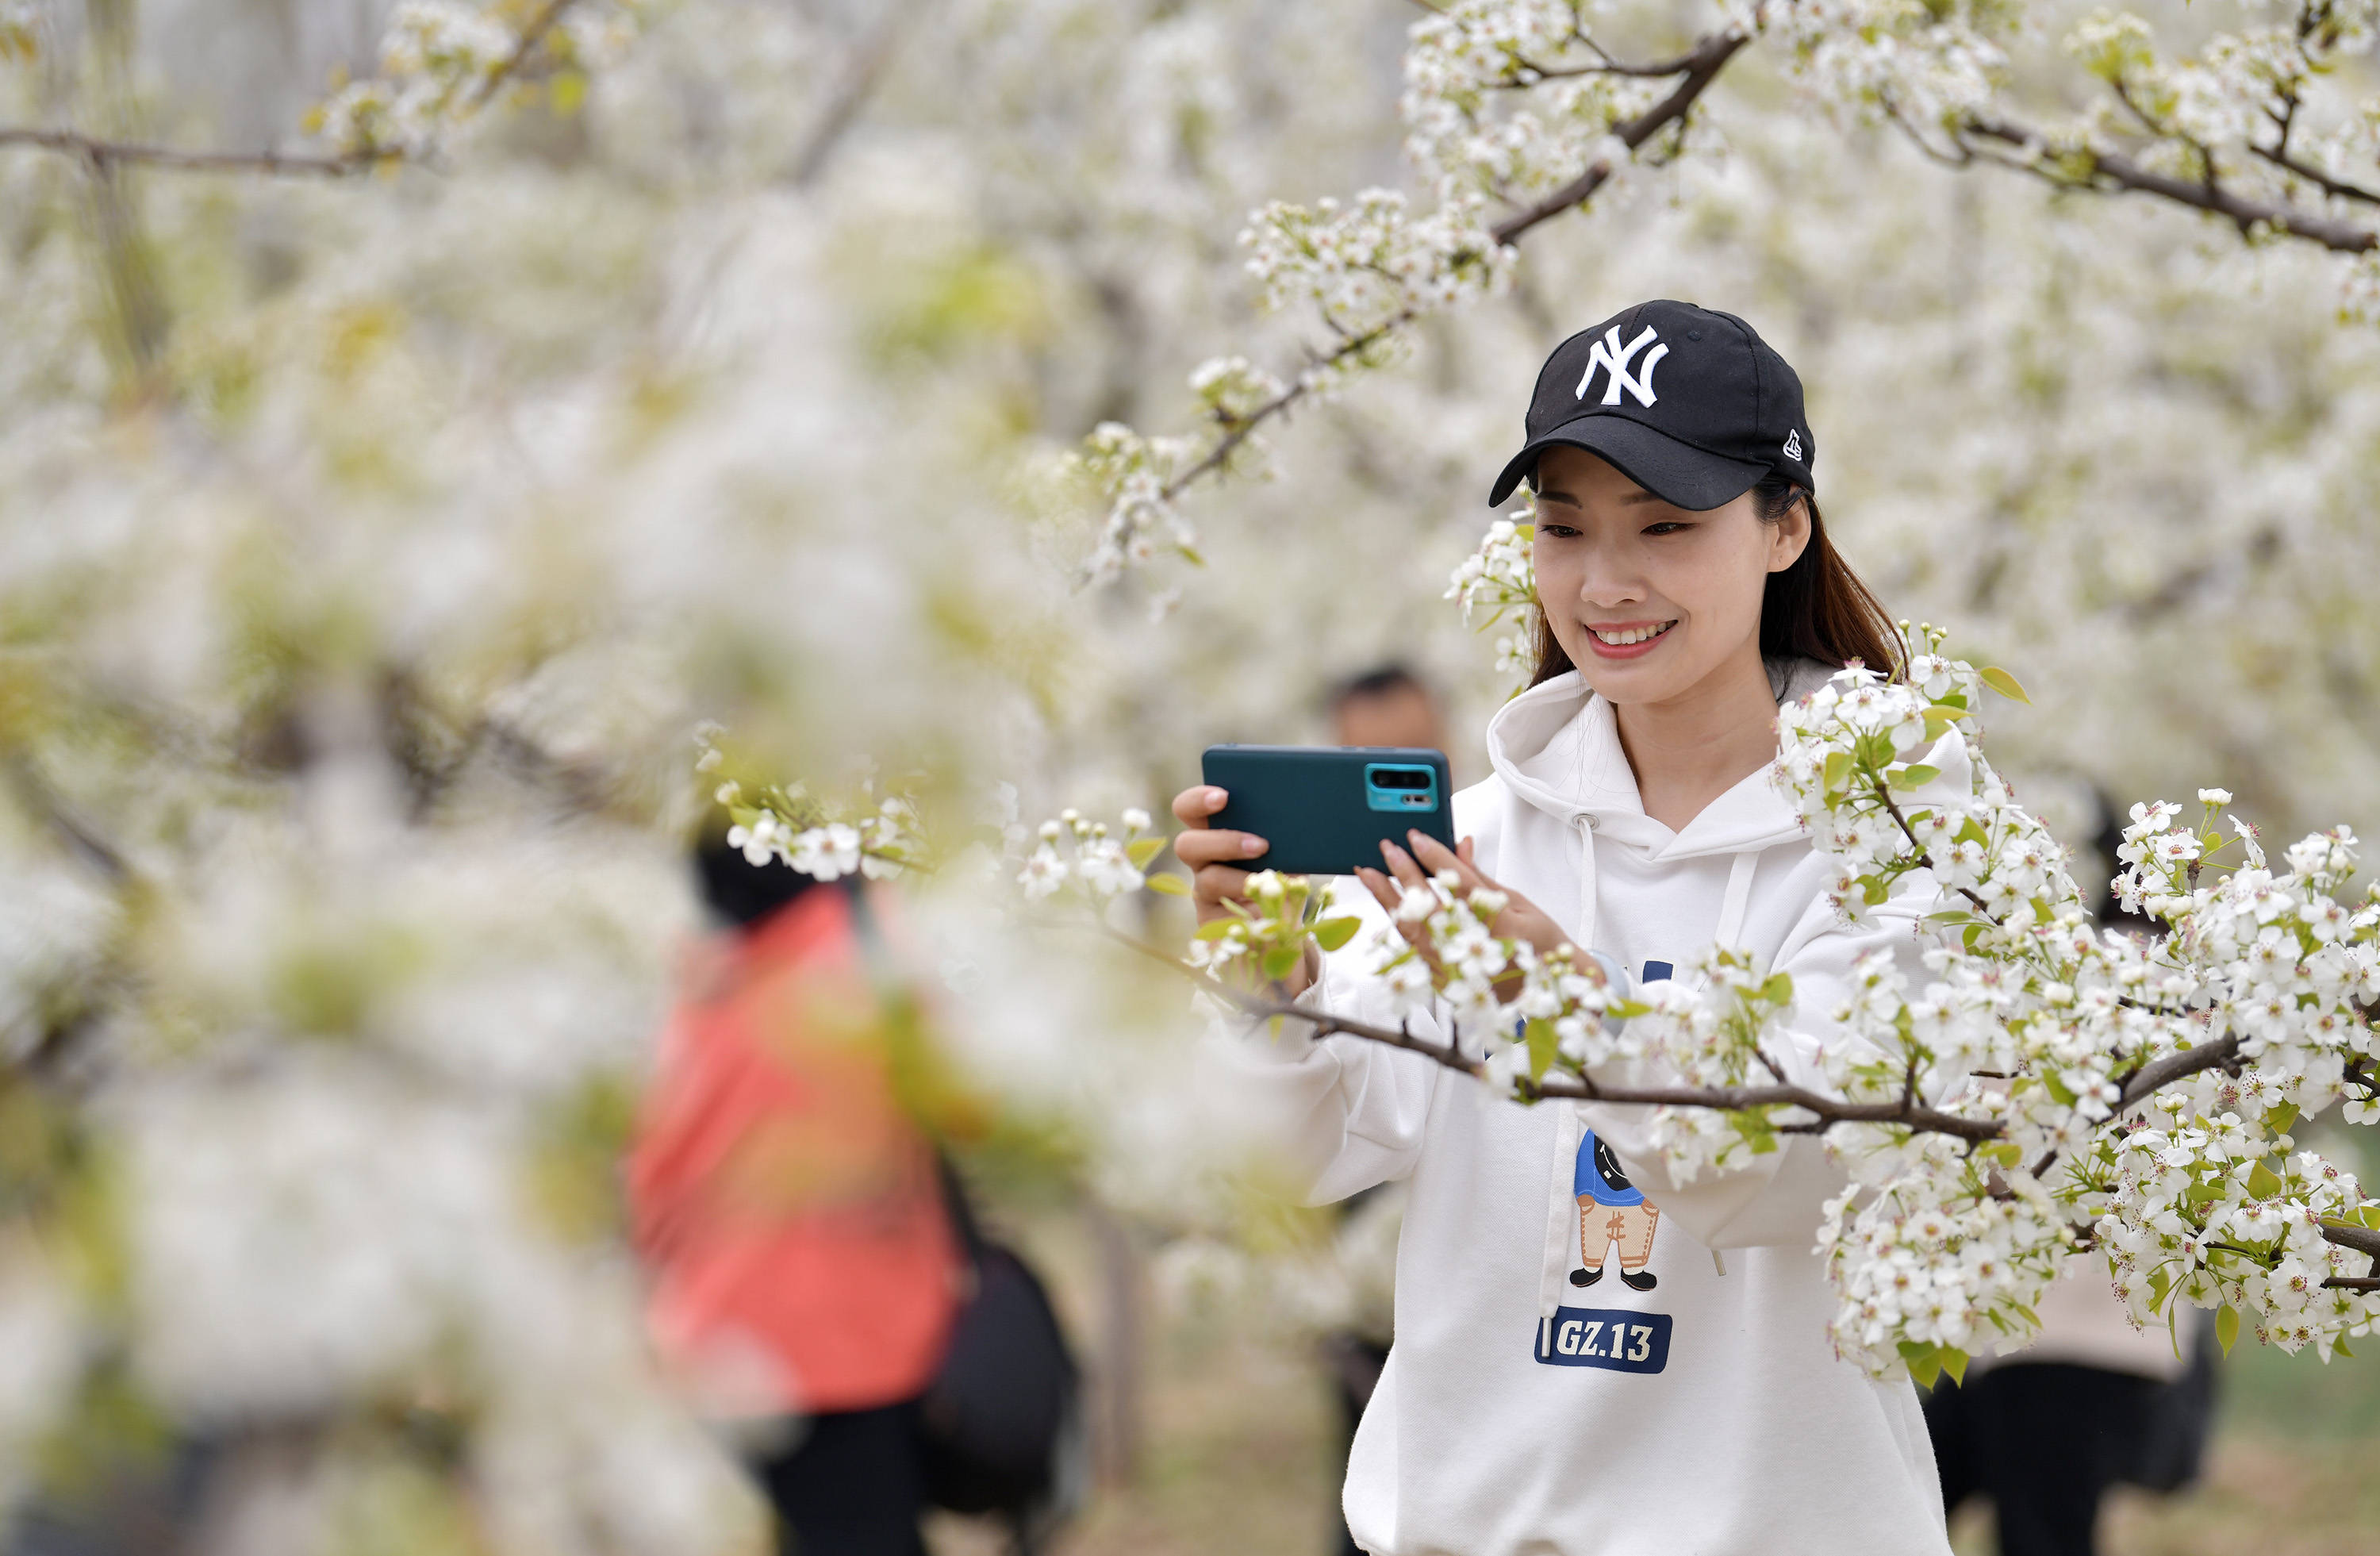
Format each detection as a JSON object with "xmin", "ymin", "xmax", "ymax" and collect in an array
[
  {"xmin": 1489, "ymin": 31, "xmax": 1750, "ymax": 246},
  {"xmin": 1960, "ymin": 117, "xmax": 2378, "ymax": 255},
  {"xmin": 2114, "ymin": 1034, "xmax": 2244, "ymax": 1112}
]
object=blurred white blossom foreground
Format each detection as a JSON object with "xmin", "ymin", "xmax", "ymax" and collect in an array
[{"xmin": 13, "ymin": 0, "xmax": 2380, "ymax": 1548}]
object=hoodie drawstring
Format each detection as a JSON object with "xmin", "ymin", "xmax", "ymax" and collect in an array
[
  {"xmin": 1574, "ymin": 816, "xmax": 1598, "ymax": 951},
  {"xmin": 1715, "ymin": 848, "xmax": 1760, "ymax": 953}
]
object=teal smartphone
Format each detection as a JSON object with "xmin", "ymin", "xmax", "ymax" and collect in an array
[{"xmin": 1200, "ymin": 745, "xmax": 1455, "ymax": 876}]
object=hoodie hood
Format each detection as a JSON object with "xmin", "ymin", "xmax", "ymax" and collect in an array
[{"xmin": 1484, "ymin": 659, "xmax": 1840, "ymax": 861}]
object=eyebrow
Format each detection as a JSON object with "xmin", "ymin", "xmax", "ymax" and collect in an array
[{"xmin": 1534, "ymin": 482, "xmax": 1667, "ymax": 509}]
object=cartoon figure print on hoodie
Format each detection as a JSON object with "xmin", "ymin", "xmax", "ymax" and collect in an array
[
  {"xmin": 1570, "ymin": 1129, "xmax": 1656, "ymax": 1292},
  {"xmin": 1209, "ymin": 658, "xmax": 1969, "ymax": 1556}
]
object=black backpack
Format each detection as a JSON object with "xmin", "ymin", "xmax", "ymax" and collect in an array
[
  {"xmin": 918, "ymin": 1159, "xmax": 1088, "ymax": 1553},
  {"xmin": 844, "ymin": 887, "xmax": 1086, "ymax": 1550}
]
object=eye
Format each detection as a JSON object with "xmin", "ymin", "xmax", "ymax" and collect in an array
[
  {"xmin": 1537, "ymin": 521, "xmax": 1582, "ymax": 539},
  {"xmin": 1643, "ymin": 521, "xmax": 1692, "ymax": 536}
]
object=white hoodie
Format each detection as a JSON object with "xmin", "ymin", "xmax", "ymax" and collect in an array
[{"xmin": 1219, "ymin": 662, "xmax": 1957, "ymax": 1556}]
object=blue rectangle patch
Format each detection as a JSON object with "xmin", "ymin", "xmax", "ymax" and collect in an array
[{"xmin": 1534, "ymin": 1307, "xmax": 1671, "ymax": 1373}]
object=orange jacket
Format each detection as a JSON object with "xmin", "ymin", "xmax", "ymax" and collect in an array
[{"xmin": 629, "ymin": 887, "xmax": 962, "ymax": 1416}]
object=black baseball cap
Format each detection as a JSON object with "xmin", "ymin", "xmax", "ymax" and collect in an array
[{"xmin": 1487, "ymin": 299, "xmax": 1814, "ymax": 510}]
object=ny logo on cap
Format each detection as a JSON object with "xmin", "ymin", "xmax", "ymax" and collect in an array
[
  {"xmin": 1575, "ymin": 324, "xmax": 1668, "ymax": 409},
  {"xmin": 1783, "ymin": 428, "xmax": 1803, "ymax": 461}
]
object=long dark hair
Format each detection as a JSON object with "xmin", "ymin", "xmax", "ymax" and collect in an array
[{"xmin": 1528, "ymin": 472, "xmax": 1902, "ymax": 689}]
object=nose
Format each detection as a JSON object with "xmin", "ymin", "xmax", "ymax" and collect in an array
[{"xmin": 1572, "ymin": 533, "xmax": 1647, "ymax": 609}]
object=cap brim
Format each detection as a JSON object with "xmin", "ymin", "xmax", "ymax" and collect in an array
[{"xmin": 1487, "ymin": 413, "xmax": 1768, "ymax": 511}]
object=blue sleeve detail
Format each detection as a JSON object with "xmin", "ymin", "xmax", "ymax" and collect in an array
[{"xmin": 1641, "ymin": 959, "xmax": 1674, "ymax": 983}]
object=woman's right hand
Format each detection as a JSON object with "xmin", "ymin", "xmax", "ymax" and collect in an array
[{"xmin": 1169, "ymin": 784, "xmax": 1317, "ymax": 997}]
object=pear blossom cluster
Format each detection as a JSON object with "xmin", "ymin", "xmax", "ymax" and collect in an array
[
  {"xmin": 1012, "ymin": 808, "xmax": 1166, "ymax": 906},
  {"xmin": 1400, "ymin": 0, "xmax": 1672, "ymax": 200},
  {"xmin": 1240, "ymin": 189, "xmax": 1518, "ymax": 349},
  {"xmin": 712, "ymin": 778, "xmax": 924, "ymax": 882},
  {"xmin": 1778, "ymin": 0, "xmax": 2010, "ymax": 136},
  {"xmin": 1444, "ymin": 513, "xmax": 1540, "ymax": 686},
  {"xmin": 1069, "ymin": 189, "xmax": 1522, "ymax": 580},
  {"xmin": 311, "ymin": 0, "xmax": 643, "ymax": 159}
]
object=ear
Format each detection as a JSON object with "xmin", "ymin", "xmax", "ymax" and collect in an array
[{"xmin": 1766, "ymin": 493, "xmax": 1812, "ymax": 574}]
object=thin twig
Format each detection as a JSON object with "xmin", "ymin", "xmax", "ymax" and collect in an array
[
  {"xmin": 0, "ymin": 127, "xmax": 389, "ymax": 176},
  {"xmin": 2249, "ymin": 141, "xmax": 2380, "ymax": 209},
  {"xmin": 785, "ymin": 17, "xmax": 905, "ymax": 186},
  {"xmin": 468, "ymin": 0, "xmax": 584, "ymax": 109}
]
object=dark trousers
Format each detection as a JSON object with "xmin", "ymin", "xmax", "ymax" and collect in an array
[
  {"xmin": 1922, "ymin": 1363, "xmax": 2168, "ymax": 1556},
  {"xmin": 752, "ymin": 1402, "xmax": 930, "ymax": 1556},
  {"xmin": 1322, "ymin": 1335, "xmax": 1390, "ymax": 1556}
]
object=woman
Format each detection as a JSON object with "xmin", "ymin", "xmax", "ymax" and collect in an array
[{"xmin": 1176, "ymin": 301, "xmax": 1955, "ymax": 1554}]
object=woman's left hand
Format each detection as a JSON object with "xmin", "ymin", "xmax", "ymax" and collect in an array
[{"xmin": 1354, "ymin": 831, "xmax": 1570, "ymax": 962}]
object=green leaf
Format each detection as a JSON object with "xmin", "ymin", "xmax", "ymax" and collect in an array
[
  {"xmin": 1727, "ymin": 1108, "xmax": 1781, "ymax": 1155},
  {"xmin": 1176, "ymin": 545, "xmax": 1207, "ymax": 567},
  {"xmin": 1937, "ymin": 1347, "xmax": 1970, "ymax": 1387},
  {"xmin": 1146, "ymin": 873, "xmax": 1188, "ymax": 897},
  {"xmin": 1514, "ymin": 523, "xmax": 1534, "ymax": 542},
  {"xmin": 1890, "ymin": 764, "xmax": 1940, "ymax": 791},
  {"xmin": 1897, "ymin": 1340, "xmax": 1943, "ymax": 1389},
  {"xmin": 1312, "ymin": 916, "xmax": 1361, "ymax": 953},
  {"xmin": 1127, "ymin": 836, "xmax": 1168, "ymax": 868},
  {"xmin": 2248, "ymin": 1159, "xmax": 2286, "ymax": 1200},
  {"xmin": 2266, "ymin": 1101, "xmax": 2301, "ymax": 1136},
  {"xmin": 1194, "ymin": 919, "xmax": 1239, "ymax": 941},
  {"xmin": 1526, "ymin": 1018, "xmax": 1558, "ymax": 1082},
  {"xmin": 2216, "ymin": 1303, "xmax": 2241, "ymax": 1357},
  {"xmin": 1822, "ymin": 750, "xmax": 1852, "ymax": 793},
  {"xmin": 2337, "ymin": 1336, "xmax": 2356, "ymax": 1359},
  {"xmin": 1759, "ymin": 972, "xmax": 1795, "ymax": 1005},
  {"xmin": 1261, "ymin": 943, "xmax": 1301, "ymax": 982},
  {"xmin": 1979, "ymin": 666, "xmax": 2029, "ymax": 704}
]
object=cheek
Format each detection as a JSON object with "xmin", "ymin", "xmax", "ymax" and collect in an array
[{"xmin": 1667, "ymin": 544, "xmax": 1771, "ymax": 634}]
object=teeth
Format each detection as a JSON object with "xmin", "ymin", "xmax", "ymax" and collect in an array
[{"xmin": 1591, "ymin": 621, "xmax": 1676, "ymax": 647}]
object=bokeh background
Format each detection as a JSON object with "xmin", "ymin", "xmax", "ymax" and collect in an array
[{"xmin": 5, "ymin": 1, "xmax": 2380, "ymax": 1552}]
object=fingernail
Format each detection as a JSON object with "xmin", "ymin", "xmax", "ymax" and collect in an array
[
  {"xmin": 1208, "ymin": 788, "xmax": 1228, "ymax": 805},
  {"xmin": 1242, "ymin": 835, "xmax": 1266, "ymax": 856}
]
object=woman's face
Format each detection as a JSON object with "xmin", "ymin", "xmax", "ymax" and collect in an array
[{"xmin": 1530, "ymin": 445, "xmax": 1809, "ymax": 709}]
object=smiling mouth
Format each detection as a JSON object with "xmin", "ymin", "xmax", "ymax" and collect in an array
[{"xmin": 1588, "ymin": 620, "xmax": 1677, "ymax": 647}]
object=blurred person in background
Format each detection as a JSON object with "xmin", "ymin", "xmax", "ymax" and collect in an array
[
  {"xmin": 1317, "ymin": 666, "xmax": 1445, "ymax": 1556},
  {"xmin": 1918, "ymin": 797, "xmax": 2217, "ymax": 1556},
  {"xmin": 629, "ymin": 821, "xmax": 967, "ymax": 1556}
]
